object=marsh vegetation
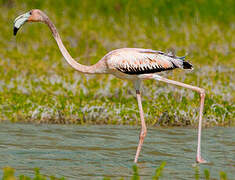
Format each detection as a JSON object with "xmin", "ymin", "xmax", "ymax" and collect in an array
[
  {"xmin": 2, "ymin": 163, "xmax": 229, "ymax": 180},
  {"xmin": 0, "ymin": 0, "xmax": 234, "ymax": 126}
]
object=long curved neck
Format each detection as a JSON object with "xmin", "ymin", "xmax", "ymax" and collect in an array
[{"xmin": 44, "ymin": 17, "xmax": 105, "ymax": 74}]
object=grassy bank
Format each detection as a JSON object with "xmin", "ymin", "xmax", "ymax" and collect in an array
[{"xmin": 0, "ymin": 0, "xmax": 234, "ymax": 126}]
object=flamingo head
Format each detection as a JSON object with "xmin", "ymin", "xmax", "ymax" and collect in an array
[{"xmin": 13, "ymin": 9, "xmax": 45, "ymax": 36}]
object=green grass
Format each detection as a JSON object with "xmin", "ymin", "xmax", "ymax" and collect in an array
[
  {"xmin": 1, "ymin": 163, "xmax": 229, "ymax": 180},
  {"xmin": 0, "ymin": 0, "xmax": 234, "ymax": 126}
]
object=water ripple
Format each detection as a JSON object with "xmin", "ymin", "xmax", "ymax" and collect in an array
[{"xmin": 0, "ymin": 123, "xmax": 234, "ymax": 179}]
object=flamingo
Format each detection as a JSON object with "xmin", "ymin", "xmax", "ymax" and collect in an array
[{"xmin": 13, "ymin": 9, "xmax": 206, "ymax": 163}]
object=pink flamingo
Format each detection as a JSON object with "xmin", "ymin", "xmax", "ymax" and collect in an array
[{"xmin": 13, "ymin": 9, "xmax": 206, "ymax": 163}]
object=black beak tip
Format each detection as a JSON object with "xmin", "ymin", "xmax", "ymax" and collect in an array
[{"xmin": 13, "ymin": 27, "xmax": 19, "ymax": 36}]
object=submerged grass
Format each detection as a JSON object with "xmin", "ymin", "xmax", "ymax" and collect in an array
[
  {"xmin": 1, "ymin": 163, "xmax": 229, "ymax": 180},
  {"xmin": 0, "ymin": 0, "xmax": 234, "ymax": 126}
]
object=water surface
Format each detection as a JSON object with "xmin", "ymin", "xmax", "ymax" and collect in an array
[{"xmin": 0, "ymin": 123, "xmax": 234, "ymax": 179}]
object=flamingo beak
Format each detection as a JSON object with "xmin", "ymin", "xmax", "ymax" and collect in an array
[{"xmin": 13, "ymin": 12, "xmax": 31, "ymax": 36}]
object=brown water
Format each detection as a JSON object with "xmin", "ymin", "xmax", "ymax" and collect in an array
[{"xmin": 0, "ymin": 123, "xmax": 234, "ymax": 179}]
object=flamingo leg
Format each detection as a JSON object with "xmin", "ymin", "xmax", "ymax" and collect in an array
[
  {"xmin": 134, "ymin": 80, "xmax": 147, "ymax": 163},
  {"xmin": 139, "ymin": 74, "xmax": 206, "ymax": 163}
]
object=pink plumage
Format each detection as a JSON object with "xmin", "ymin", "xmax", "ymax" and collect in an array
[{"xmin": 106, "ymin": 48, "xmax": 192, "ymax": 75}]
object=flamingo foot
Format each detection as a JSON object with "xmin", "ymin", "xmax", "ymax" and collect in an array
[{"xmin": 196, "ymin": 156, "xmax": 207, "ymax": 164}]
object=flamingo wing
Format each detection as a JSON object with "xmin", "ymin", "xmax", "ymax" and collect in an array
[{"xmin": 108, "ymin": 48, "xmax": 191, "ymax": 75}]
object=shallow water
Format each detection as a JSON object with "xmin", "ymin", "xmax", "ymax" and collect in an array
[{"xmin": 0, "ymin": 123, "xmax": 234, "ymax": 179}]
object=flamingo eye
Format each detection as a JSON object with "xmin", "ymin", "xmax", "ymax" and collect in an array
[{"xmin": 29, "ymin": 11, "xmax": 32, "ymax": 15}]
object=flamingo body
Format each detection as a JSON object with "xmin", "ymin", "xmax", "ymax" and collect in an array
[{"xmin": 102, "ymin": 48, "xmax": 193, "ymax": 80}]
